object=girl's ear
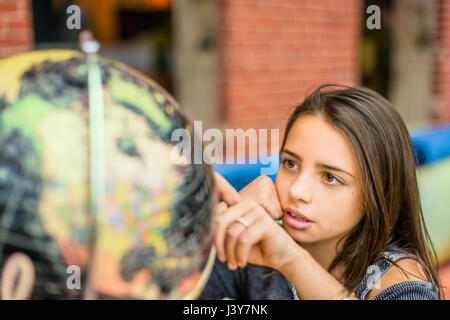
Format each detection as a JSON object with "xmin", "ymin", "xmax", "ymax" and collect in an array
[{"xmin": 213, "ymin": 172, "xmax": 241, "ymax": 207}]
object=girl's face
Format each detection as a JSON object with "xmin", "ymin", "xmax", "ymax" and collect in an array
[{"xmin": 275, "ymin": 114, "xmax": 364, "ymax": 248}]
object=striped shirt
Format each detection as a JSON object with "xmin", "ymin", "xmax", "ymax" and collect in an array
[{"xmin": 199, "ymin": 246, "xmax": 439, "ymax": 300}]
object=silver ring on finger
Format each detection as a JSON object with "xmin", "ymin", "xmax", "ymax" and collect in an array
[{"xmin": 236, "ymin": 217, "xmax": 249, "ymax": 229}]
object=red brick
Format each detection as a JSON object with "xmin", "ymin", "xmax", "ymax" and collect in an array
[
  {"xmin": 0, "ymin": 0, "xmax": 32, "ymax": 58},
  {"xmin": 5, "ymin": 19, "xmax": 32, "ymax": 29},
  {"xmin": 220, "ymin": 0, "xmax": 362, "ymax": 135},
  {"xmin": 434, "ymin": 0, "xmax": 450, "ymax": 122},
  {"xmin": 0, "ymin": 2, "xmax": 18, "ymax": 12}
]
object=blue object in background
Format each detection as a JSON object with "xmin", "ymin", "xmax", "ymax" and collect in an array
[
  {"xmin": 214, "ymin": 160, "xmax": 278, "ymax": 192},
  {"xmin": 410, "ymin": 124, "xmax": 450, "ymax": 166},
  {"xmin": 215, "ymin": 125, "xmax": 450, "ymax": 191}
]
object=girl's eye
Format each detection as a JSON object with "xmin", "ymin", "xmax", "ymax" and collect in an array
[
  {"xmin": 282, "ymin": 159, "xmax": 297, "ymax": 170},
  {"xmin": 324, "ymin": 173, "xmax": 341, "ymax": 185},
  {"xmin": 281, "ymin": 160, "xmax": 342, "ymax": 185}
]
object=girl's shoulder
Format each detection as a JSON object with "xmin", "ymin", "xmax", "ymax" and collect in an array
[{"xmin": 355, "ymin": 245, "xmax": 439, "ymax": 300}]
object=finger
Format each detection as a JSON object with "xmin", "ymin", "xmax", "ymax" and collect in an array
[
  {"xmin": 260, "ymin": 176, "xmax": 284, "ymax": 220},
  {"xmin": 214, "ymin": 200, "xmax": 257, "ymax": 262},
  {"xmin": 235, "ymin": 217, "xmax": 268, "ymax": 268},
  {"xmin": 240, "ymin": 175, "xmax": 283, "ymax": 220},
  {"xmin": 271, "ymin": 183, "xmax": 284, "ymax": 220},
  {"xmin": 224, "ymin": 210, "xmax": 261, "ymax": 270},
  {"xmin": 216, "ymin": 201, "xmax": 228, "ymax": 215},
  {"xmin": 263, "ymin": 178, "xmax": 284, "ymax": 219},
  {"xmin": 258, "ymin": 193, "xmax": 283, "ymax": 220},
  {"xmin": 224, "ymin": 223, "xmax": 246, "ymax": 270},
  {"xmin": 214, "ymin": 172, "xmax": 241, "ymax": 207},
  {"xmin": 211, "ymin": 201, "xmax": 229, "ymax": 239}
]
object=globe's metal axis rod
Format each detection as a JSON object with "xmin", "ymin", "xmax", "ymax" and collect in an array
[{"xmin": 80, "ymin": 30, "xmax": 105, "ymax": 300}]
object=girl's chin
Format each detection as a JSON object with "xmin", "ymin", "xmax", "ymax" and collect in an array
[{"xmin": 283, "ymin": 225, "xmax": 316, "ymax": 244}]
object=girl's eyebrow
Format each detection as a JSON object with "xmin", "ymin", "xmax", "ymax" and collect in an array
[{"xmin": 281, "ymin": 149, "xmax": 355, "ymax": 179}]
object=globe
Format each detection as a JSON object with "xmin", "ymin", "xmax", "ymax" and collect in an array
[{"xmin": 0, "ymin": 50, "xmax": 216, "ymax": 299}]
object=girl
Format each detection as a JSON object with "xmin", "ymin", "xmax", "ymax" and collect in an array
[{"xmin": 200, "ymin": 84, "xmax": 441, "ymax": 300}]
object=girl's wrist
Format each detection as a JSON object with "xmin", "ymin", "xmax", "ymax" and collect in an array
[
  {"xmin": 278, "ymin": 243, "xmax": 311, "ymax": 280},
  {"xmin": 278, "ymin": 245, "xmax": 347, "ymax": 300}
]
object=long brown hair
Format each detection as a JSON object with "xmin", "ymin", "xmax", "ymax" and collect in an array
[{"xmin": 281, "ymin": 84, "xmax": 441, "ymax": 296}]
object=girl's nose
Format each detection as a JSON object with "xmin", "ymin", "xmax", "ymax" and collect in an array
[{"xmin": 288, "ymin": 172, "xmax": 313, "ymax": 204}]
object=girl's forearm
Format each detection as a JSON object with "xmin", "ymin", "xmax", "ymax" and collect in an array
[{"xmin": 280, "ymin": 247, "xmax": 359, "ymax": 300}]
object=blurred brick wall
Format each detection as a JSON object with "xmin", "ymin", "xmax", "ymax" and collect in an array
[
  {"xmin": 0, "ymin": 0, "xmax": 33, "ymax": 58},
  {"xmin": 220, "ymin": 0, "xmax": 362, "ymax": 139},
  {"xmin": 434, "ymin": 0, "xmax": 450, "ymax": 123}
]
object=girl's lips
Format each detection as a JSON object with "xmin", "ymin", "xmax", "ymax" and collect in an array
[
  {"xmin": 284, "ymin": 211, "xmax": 313, "ymax": 230},
  {"xmin": 283, "ymin": 207, "xmax": 313, "ymax": 230},
  {"xmin": 285, "ymin": 207, "xmax": 312, "ymax": 222}
]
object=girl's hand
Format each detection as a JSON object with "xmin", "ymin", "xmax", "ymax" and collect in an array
[
  {"xmin": 213, "ymin": 172, "xmax": 282, "ymax": 220},
  {"xmin": 213, "ymin": 172, "xmax": 300, "ymax": 274},
  {"xmin": 238, "ymin": 175, "xmax": 283, "ymax": 220}
]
